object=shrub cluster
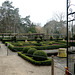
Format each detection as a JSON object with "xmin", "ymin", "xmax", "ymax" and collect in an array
[
  {"xmin": 34, "ymin": 36, "xmax": 38, "ymax": 41},
  {"xmin": 33, "ymin": 50, "xmax": 48, "ymax": 61},
  {"xmin": 5, "ymin": 42, "xmax": 23, "ymax": 52},
  {"xmin": 69, "ymin": 42, "xmax": 75, "ymax": 46},
  {"xmin": 56, "ymin": 35, "xmax": 59, "ymax": 41},
  {"xmin": 36, "ymin": 38, "xmax": 41, "ymax": 43},
  {"xmin": 12, "ymin": 41, "xmax": 30, "ymax": 46},
  {"xmin": 31, "ymin": 41, "xmax": 37, "ymax": 45},
  {"xmin": 2, "ymin": 39, "xmax": 12, "ymax": 43},
  {"xmin": 18, "ymin": 52, "xmax": 51, "ymax": 66},
  {"xmin": 49, "ymin": 42, "xmax": 53, "ymax": 45},
  {"xmin": 23, "ymin": 47, "xmax": 31, "ymax": 53},
  {"xmin": 39, "ymin": 35, "xmax": 43, "ymax": 41},
  {"xmin": 27, "ymin": 48, "xmax": 37, "ymax": 56},
  {"xmin": 12, "ymin": 36, "xmax": 16, "ymax": 42},
  {"xmin": 6, "ymin": 42, "xmax": 67, "ymax": 52},
  {"xmin": 34, "ymin": 42, "xmax": 43, "ymax": 46},
  {"xmin": 32, "ymin": 44, "xmax": 67, "ymax": 50},
  {"xmin": 50, "ymin": 36, "xmax": 53, "ymax": 41}
]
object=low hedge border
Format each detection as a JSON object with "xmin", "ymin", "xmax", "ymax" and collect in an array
[
  {"xmin": 5, "ymin": 42, "xmax": 67, "ymax": 52},
  {"xmin": 32, "ymin": 44, "xmax": 67, "ymax": 50},
  {"xmin": 2, "ymin": 39, "xmax": 35, "ymax": 43},
  {"xmin": 69, "ymin": 42, "xmax": 75, "ymax": 46},
  {"xmin": 5, "ymin": 42, "xmax": 23, "ymax": 52},
  {"xmin": 18, "ymin": 52, "xmax": 52, "ymax": 66}
]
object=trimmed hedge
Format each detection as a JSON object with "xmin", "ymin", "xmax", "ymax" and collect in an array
[
  {"xmin": 69, "ymin": 42, "xmax": 75, "ymax": 46},
  {"xmin": 5, "ymin": 42, "xmax": 67, "ymax": 52},
  {"xmin": 27, "ymin": 48, "xmax": 37, "ymax": 55},
  {"xmin": 33, "ymin": 50, "xmax": 47, "ymax": 61},
  {"xmin": 18, "ymin": 52, "xmax": 51, "ymax": 66},
  {"xmin": 50, "ymin": 36, "xmax": 53, "ymax": 41},
  {"xmin": 5, "ymin": 42, "xmax": 23, "ymax": 52},
  {"xmin": 36, "ymin": 38, "xmax": 41, "ymax": 43},
  {"xmin": 49, "ymin": 42, "xmax": 53, "ymax": 45},
  {"xmin": 5, "ymin": 40, "xmax": 67, "ymax": 53},
  {"xmin": 2, "ymin": 39, "xmax": 12, "ymax": 43},
  {"xmin": 23, "ymin": 47, "xmax": 31, "ymax": 53},
  {"xmin": 32, "ymin": 44, "xmax": 67, "ymax": 50},
  {"xmin": 34, "ymin": 42, "xmax": 43, "ymax": 46},
  {"xmin": 57, "ymin": 40, "xmax": 66, "ymax": 43}
]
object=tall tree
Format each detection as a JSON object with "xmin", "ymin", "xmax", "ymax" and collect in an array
[{"xmin": 0, "ymin": 1, "xmax": 21, "ymax": 33}]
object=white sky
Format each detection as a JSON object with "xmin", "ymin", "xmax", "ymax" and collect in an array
[{"xmin": 0, "ymin": 0, "xmax": 75, "ymax": 26}]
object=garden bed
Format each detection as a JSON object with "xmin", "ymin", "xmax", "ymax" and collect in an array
[
  {"xmin": 18, "ymin": 52, "xmax": 52, "ymax": 66},
  {"xmin": 5, "ymin": 41, "xmax": 67, "ymax": 52},
  {"xmin": 69, "ymin": 40, "xmax": 75, "ymax": 46}
]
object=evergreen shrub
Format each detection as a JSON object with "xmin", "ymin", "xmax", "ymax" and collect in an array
[
  {"xmin": 36, "ymin": 38, "xmax": 41, "ymax": 43},
  {"xmin": 50, "ymin": 36, "xmax": 53, "ymax": 41},
  {"xmin": 27, "ymin": 48, "xmax": 37, "ymax": 55},
  {"xmin": 23, "ymin": 47, "xmax": 31, "ymax": 53},
  {"xmin": 33, "ymin": 50, "xmax": 47, "ymax": 61},
  {"xmin": 18, "ymin": 52, "xmax": 52, "ymax": 66},
  {"xmin": 49, "ymin": 42, "xmax": 53, "ymax": 45}
]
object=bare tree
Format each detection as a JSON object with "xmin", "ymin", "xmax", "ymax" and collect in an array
[
  {"xmin": 44, "ymin": 12, "xmax": 66, "ymax": 37},
  {"xmin": 52, "ymin": 12, "xmax": 65, "ymax": 21},
  {"xmin": 35, "ymin": 25, "xmax": 44, "ymax": 33}
]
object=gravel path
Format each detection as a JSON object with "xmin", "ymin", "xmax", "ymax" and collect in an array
[
  {"xmin": 43, "ymin": 46, "xmax": 75, "ymax": 54},
  {"xmin": 0, "ymin": 43, "xmax": 17, "ymax": 56},
  {"xmin": 0, "ymin": 42, "xmax": 65, "ymax": 75}
]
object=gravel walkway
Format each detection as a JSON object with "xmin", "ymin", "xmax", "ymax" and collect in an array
[
  {"xmin": 0, "ymin": 42, "xmax": 65, "ymax": 75},
  {"xmin": 43, "ymin": 46, "xmax": 75, "ymax": 54}
]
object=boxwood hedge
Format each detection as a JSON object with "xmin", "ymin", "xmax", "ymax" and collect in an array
[
  {"xmin": 33, "ymin": 50, "xmax": 48, "ymax": 61},
  {"xmin": 18, "ymin": 52, "xmax": 52, "ymax": 66},
  {"xmin": 27, "ymin": 48, "xmax": 37, "ymax": 55},
  {"xmin": 23, "ymin": 47, "xmax": 31, "ymax": 53},
  {"xmin": 32, "ymin": 44, "xmax": 67, "ymax": 50},
  {"xmin": 69, "ymin": 42, "xmax": 75, "ymax": 46},
  {"xmin": 5, "ymin": 42, "xmax": 23, "ymax": 52},
  {"xmin": 5, "ymin": 42, "xmax": 67, "ymax": 52}
]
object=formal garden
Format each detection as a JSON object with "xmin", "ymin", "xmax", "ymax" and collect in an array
[{"xmin": 0, "ymin": 33, "xmax": 75, "ymax": 66}]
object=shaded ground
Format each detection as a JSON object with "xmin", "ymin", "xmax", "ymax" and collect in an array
[{"xmin": 0, "ymin": 42, "xmax": 65, "ymax": 75}]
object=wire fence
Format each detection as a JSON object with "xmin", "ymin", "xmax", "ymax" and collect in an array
[
  {"xmin": 54, "ymin": 59, "xmax": 65, "ymax": 71},
  {"xmin": 68, "ymin": 47, "xmax": 75, "ymax": 75}
]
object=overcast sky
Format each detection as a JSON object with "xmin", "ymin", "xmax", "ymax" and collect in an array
[{"xmin": 0, "ymin": 0, "xmax": 75, "ymax": 26}]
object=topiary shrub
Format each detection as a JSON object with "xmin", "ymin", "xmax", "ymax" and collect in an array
[
  {"xmin": 36, "ymin": 38, "xmax": 41, "ymax": 43},
  {"xmin": 34, "ymin": 42, "xmax": 43, "ymax": 46},
  {"xmin": 18, "ymin": 52, "xmax": 52, "ymax": 66},
  {"xmin": 31, "ymin": 41, "xmax": 37, "ymax": 45},
  {"xmin": 40, "ymin": 35, "xmax": 43, "ymax": 41},
  {"xmin": 56, "ymin": 35, "xmax": 59, "ymax": 41},
  {"xmin": 27, "ymin": 48, "xmax": 37, "ymax": 56},
  {"xmin": 12, "ymin": 36, "xmax": 16, "ymax": 42},
  {"xmin": 22, "ymin": 47, "xmax": 31, "ymax": 53},
  {"xmin": 33, "ymin": 50, "xmax": 48, "ymax": 61},
  {"xmin": 50, "ymin": 36, "xmax": 53, "ymax": 41},
  {"xmin": 49, "ymin": 42, "xmax": 53, "ymax": 45},
  {"xmin": 35, "ymin": 36, "xmax": 38, "ymax": 41}
]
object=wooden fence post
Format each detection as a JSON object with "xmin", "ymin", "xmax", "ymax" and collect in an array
[{"xmin": 51, "ymin": 55, "xmax": 54, "ymax": 75}]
